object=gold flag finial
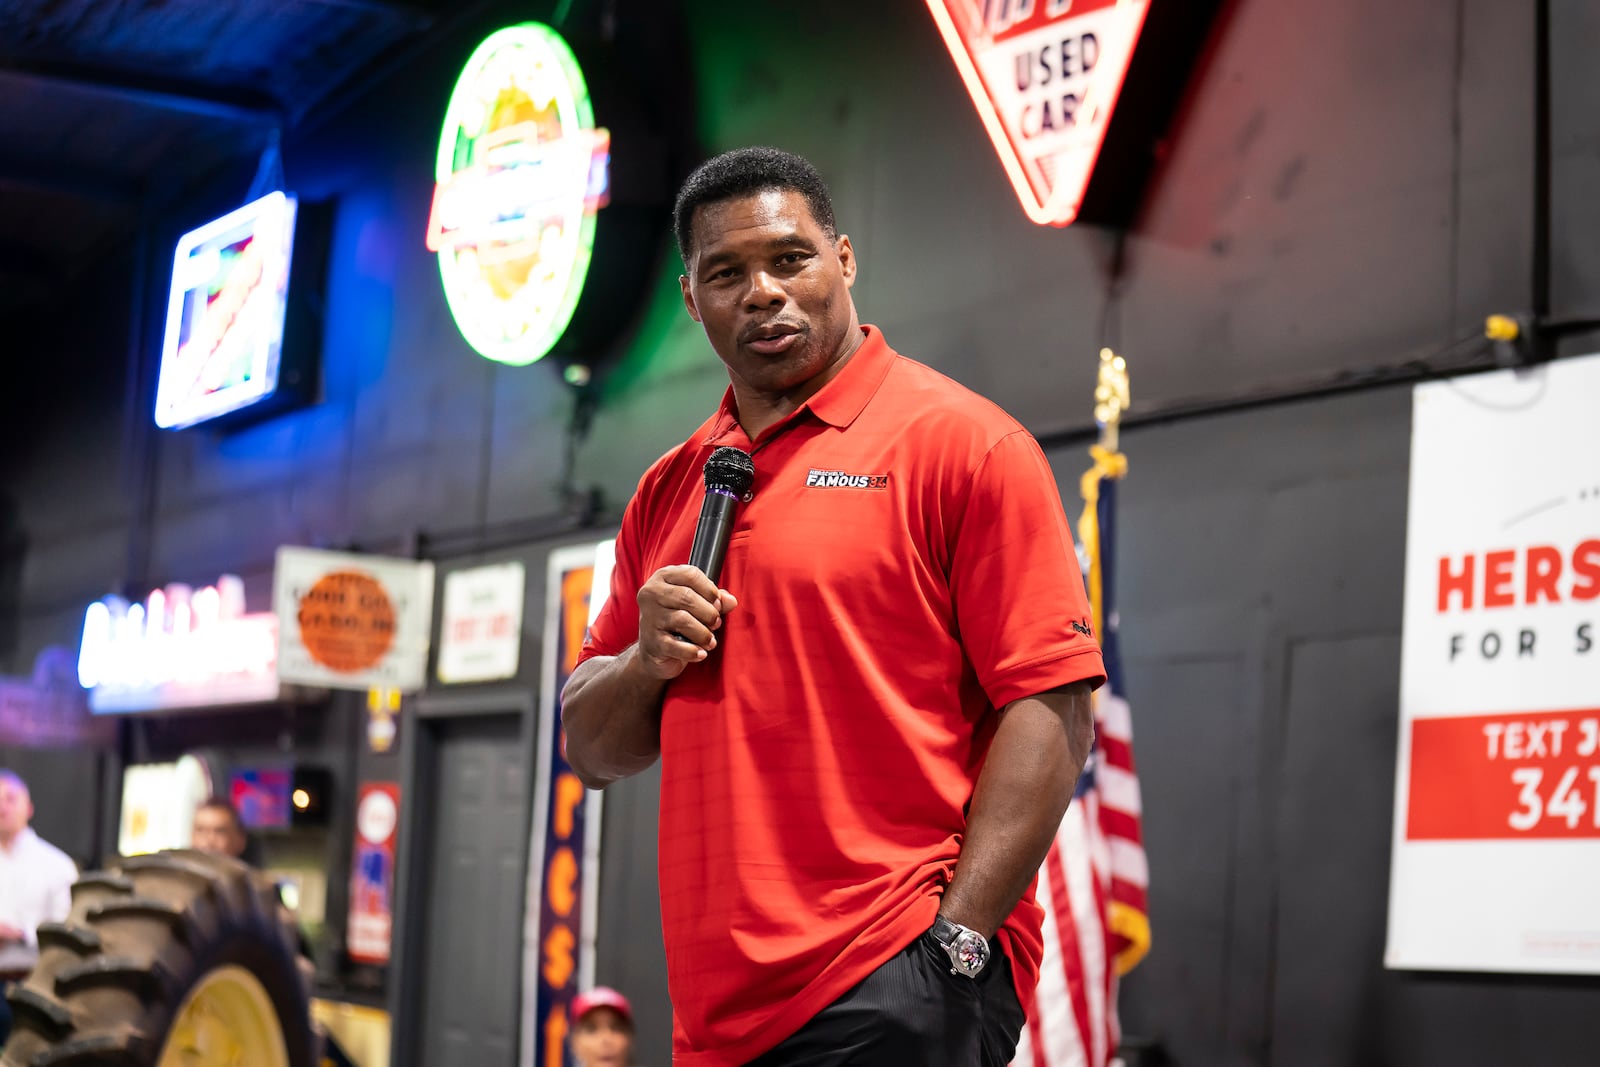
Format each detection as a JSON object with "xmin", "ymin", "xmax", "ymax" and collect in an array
[{"xmin": 1094, "ymin": 347, "xmax": 1130, "ymax": 452}]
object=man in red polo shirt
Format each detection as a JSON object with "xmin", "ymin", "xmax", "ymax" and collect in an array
[{"xmin": 563, "ymin": 147, "xmax": 1104, "ymax": 1066}]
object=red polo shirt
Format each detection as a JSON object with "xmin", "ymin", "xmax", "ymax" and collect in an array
[{"xmin": 579, "ymin": 326, "xmax": 1105, "ymax": 1064}]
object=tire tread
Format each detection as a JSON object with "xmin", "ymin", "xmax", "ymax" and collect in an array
[{"xmin": 2, "ymin": 851, "xmax": 315, "ymax": 1067}]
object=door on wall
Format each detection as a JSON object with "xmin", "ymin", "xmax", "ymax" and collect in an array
[{"xmin": 416, "ymin": 714, "xmax": 529, "ymax": 1067}]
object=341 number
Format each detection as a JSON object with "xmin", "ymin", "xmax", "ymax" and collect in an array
[{"xmin": 1509, "ymin": 766, "xmax": 1600, "ymax": 831}]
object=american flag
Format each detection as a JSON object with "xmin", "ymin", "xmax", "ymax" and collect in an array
[{"xmin": 1014, "ymin": 448, "xmax": 1150, "ymax": 1067}]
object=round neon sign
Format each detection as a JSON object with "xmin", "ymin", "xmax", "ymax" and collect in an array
[{"xmin": 427, "ymin": 23, "xmax": 611, "ymax": 366}]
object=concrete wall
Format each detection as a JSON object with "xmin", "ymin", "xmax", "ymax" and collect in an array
[{"xmin": 2, "ymin": 0, "xmax": 1598, "ymax": 1062}]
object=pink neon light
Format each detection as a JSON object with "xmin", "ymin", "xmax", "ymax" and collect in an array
[{"xmin": 77, "ymin": 576, "xmax": 282, "ymax": 712}]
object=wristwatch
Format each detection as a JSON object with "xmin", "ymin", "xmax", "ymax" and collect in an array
[{"xmin": 930, "ymin": 915, "xmax": 991, "ymax": 978}]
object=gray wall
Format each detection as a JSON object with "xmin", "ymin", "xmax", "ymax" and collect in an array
[
  {"xmin": 2, "ymin": 0, "xmax": 1598, "ymax": 1063},
  {"xmin": 9, "ymin": 0, "xmax": 1598, "ymax": 666}
]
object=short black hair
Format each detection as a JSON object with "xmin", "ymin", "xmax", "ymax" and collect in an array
[{"xmin": 673, "ymin": 147, "xmax": 837, "ymax": 263}]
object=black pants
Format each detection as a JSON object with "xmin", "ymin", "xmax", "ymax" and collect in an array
[{"xmin": 747, "ymin": 931, "xmax": 1025, "ymax": 1066}]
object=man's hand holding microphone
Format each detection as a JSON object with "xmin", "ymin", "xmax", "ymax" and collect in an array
[
  {"xmin": 634, "ymin": 565, "xmax": 738, "ymax": 678},
  {"xmin": 636, "ymin": 444, "xmax": 754, "ymax": 677},
  {"xmin": 560, "ymin": 446, "xmax": 755, "ymax": 787}
]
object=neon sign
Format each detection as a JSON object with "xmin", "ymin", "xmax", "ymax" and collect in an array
[
  {"xmin": 427, "ymin": 23, "xmax": 611, "ymax": 366},
  {"xmin": 77, "ymin": 575, "xmax": 284, "ymax": 713},
  {"xmin": 925, "ymin": 0, "xmax": 1152, "ymax": 226},
  {"xmin": 155, "ymin": 191, "xmax": 298, "ymax": 428},
  {"xmin": 0, "ymin": 648, "xmax": 111, "ymax": 748}
]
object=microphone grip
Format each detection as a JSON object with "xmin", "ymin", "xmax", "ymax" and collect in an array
[{"xmin": 688, "ymin": 488, "xmax": 740, "ymax": 584}]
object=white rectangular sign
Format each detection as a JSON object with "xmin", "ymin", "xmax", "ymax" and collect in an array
[
  {"xmin": 437, "ymin": 561, "xmax": 527, "ymax": 684},
  {"xmin": 1387, "ymin": 353, "xmax": 1600, "ymax": 974},
  {"xmin": 274, "ymin": 547, "xmax": 436, "ymax": 693}
]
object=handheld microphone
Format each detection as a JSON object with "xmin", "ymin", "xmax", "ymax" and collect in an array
[{"xmin": 688, "ymin": 446, "xmax": 755, "ymax": 584}]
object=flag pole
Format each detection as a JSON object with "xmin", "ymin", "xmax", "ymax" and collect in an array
[{"xmin": 1078, "ymin": 349, "xmax": 1129, "ymax": 638}]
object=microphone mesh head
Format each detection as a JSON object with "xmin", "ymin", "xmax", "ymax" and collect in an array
[{"xmin": 703, "ymin": 446, "xmax": 755, "ymax": 495}]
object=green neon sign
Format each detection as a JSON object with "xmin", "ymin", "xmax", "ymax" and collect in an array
[{"xmin": 426, "ymin": 23, "xmax": 611, "ymax": 366}]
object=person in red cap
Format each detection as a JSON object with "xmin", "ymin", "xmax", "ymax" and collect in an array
[{"xmin": 570, "ymin": 986, "xmax": 637, "ymax": 1067}]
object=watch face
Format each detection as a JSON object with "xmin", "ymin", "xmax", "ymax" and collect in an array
[{"xmin": 953, "ymin": 931, "xmax": 990, "ymax": 975}]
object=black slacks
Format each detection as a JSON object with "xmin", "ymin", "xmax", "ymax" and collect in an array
[{"xmin": 746, "ymin": 931, "xmax": 1025, "ymax": 1066}]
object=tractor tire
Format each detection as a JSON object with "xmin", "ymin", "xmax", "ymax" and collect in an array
[{"xmin": 1, "ymin": 850, "xmax": 316, "ymax": 1067}]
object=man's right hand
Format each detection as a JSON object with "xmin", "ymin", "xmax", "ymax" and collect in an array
[
  {"xmin": 0, "ymin": 921, "xmax": 26, "ymax": 944},
  {"xmin": 635, "ymin": 565, "xmax": 738, "ymax": 680}
]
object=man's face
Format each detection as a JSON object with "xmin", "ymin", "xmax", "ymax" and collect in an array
[
  {"xmin": 191, "ymin": 806, "xmax": 246, "ymax": 858},
  {"xmin": 0, "ymin": 778, "xmax": 31, "ymax": 839},
  {"xmin": 571, "ymin": 1007, "xmax": 632, "ymax": 1067},
  {"xmin": 680, "ymin": 188, "xmax": 858, "ymax": 399}
]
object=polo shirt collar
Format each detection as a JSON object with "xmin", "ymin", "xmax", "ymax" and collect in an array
[{"xmin": 702, "ymin": 324, "xmax": 894, "ymax": 445}]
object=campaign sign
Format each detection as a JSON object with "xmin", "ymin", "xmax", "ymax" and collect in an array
[
  {"xmin": 349, "ymin": 782, "xmax": 401, "ymax": 966},
  {"xmin": 1387, "ymin": 353, "xmax": 1600, "ymax": 974},
  {"xmin": 521, "ymin": 542, "xmax": 611, "ymax": 1067},
  {"xmin": 924, "ymin": 0, "xmax": 1152, "ymax": 226}
]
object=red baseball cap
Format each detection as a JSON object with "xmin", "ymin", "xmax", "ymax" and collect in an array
[{"xmin": 571, "ymin": 986, "xmax": 633, "ymax": 1025}]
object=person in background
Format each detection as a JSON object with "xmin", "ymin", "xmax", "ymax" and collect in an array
[
  {"xmin": 186, "ymin": 792, "xmax": 354, "ymax": 1064},
  {"xmin": 0, "ymin": 769, "xmax": 78, "ymax": 1044},
  {"xmin": 190, "ymin": 794, "xmax": 307, "ymax": 951},
  {"xmin": 570, "ymin": 986, "xmax": 638, "ymax": 1067},
  {"xmin": 190, "ymin": 796, "xmax": 249, "ymax": 860}
]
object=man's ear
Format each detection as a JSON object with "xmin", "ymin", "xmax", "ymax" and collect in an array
[
  {"xmin": 835, "ymin": 234, "xmax": 857, "ymax": 289},
  {"xmin": 680, "ymin": 274, "xmax": 703, "ymax": 323}
]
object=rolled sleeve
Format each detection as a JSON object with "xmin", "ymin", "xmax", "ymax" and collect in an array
[{"xmin": 949, "ymin": 431, "xmax": 1107, "ymax": 707}]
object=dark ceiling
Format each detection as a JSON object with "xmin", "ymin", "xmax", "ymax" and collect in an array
[{"xmin": 0, "ymin": 0, "xmax": 473, "ymax": 317}]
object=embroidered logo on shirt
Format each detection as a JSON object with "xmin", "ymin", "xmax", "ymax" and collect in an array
[
  {"xmin": 1071, "ymin": 619, "xmax": 1094, "ymax": 637},
  {"xmin": 805, "ymin": 469, "xmax": 889, "ymax": 490}
]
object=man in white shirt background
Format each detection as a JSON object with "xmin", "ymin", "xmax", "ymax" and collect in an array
[{"xmin": 0, "ymin": 769, "xmax": 78, "ymax": 1043}]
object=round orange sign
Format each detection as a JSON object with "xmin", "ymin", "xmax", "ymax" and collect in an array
[{"xmin": 296, "ymin": 570, "xmax": 396, "ymax": 673}]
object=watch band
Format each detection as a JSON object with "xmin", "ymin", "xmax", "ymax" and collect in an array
[
  {"xmin": 930, "ymin": 914, "xmax": 991, "ymax": 977},
  {"xmin": 930, "ymin": 915, "xmax": 962, "ymax": 946}
]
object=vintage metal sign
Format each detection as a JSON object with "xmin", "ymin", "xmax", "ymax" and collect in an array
[
  {"xmin": 437, "ymin": 561, "xmax": 526, "ymax": 684},
  {"xmin": 521, "ymin": 542, "xmax": 611, "ymax": 1067},
  {"xmin": 925, "ymin": 0, "xmax": 1152, "ymax": 226},
  {"xmin": 274, "ymin": 547, "xmax": 435, "ymax": 693},
  {"xmin": 349, "ymin": 782, "xmax": 401, "ymax": 965}
]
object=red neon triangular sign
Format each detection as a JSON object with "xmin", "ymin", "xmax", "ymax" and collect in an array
[{"xmin": 925, "ymin": 0, "xmax": 1153, "ymax": 227}]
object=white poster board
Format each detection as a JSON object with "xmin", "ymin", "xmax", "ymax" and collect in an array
[
  {"xmin": 274, "ymin": 547, "xmax": 435, "ymax": 693},
  {"xmin": 437, "ymin": 561, "xmax": 527, "ymax": 684},
  {"xmin": 1387, "ymin": 353, "xmax": 1600, "ymax": 974}
]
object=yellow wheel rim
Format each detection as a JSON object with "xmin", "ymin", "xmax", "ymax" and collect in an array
[{"xmin": 156, "ymin": 964, "xmax": 291, "ymax": 1067}]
